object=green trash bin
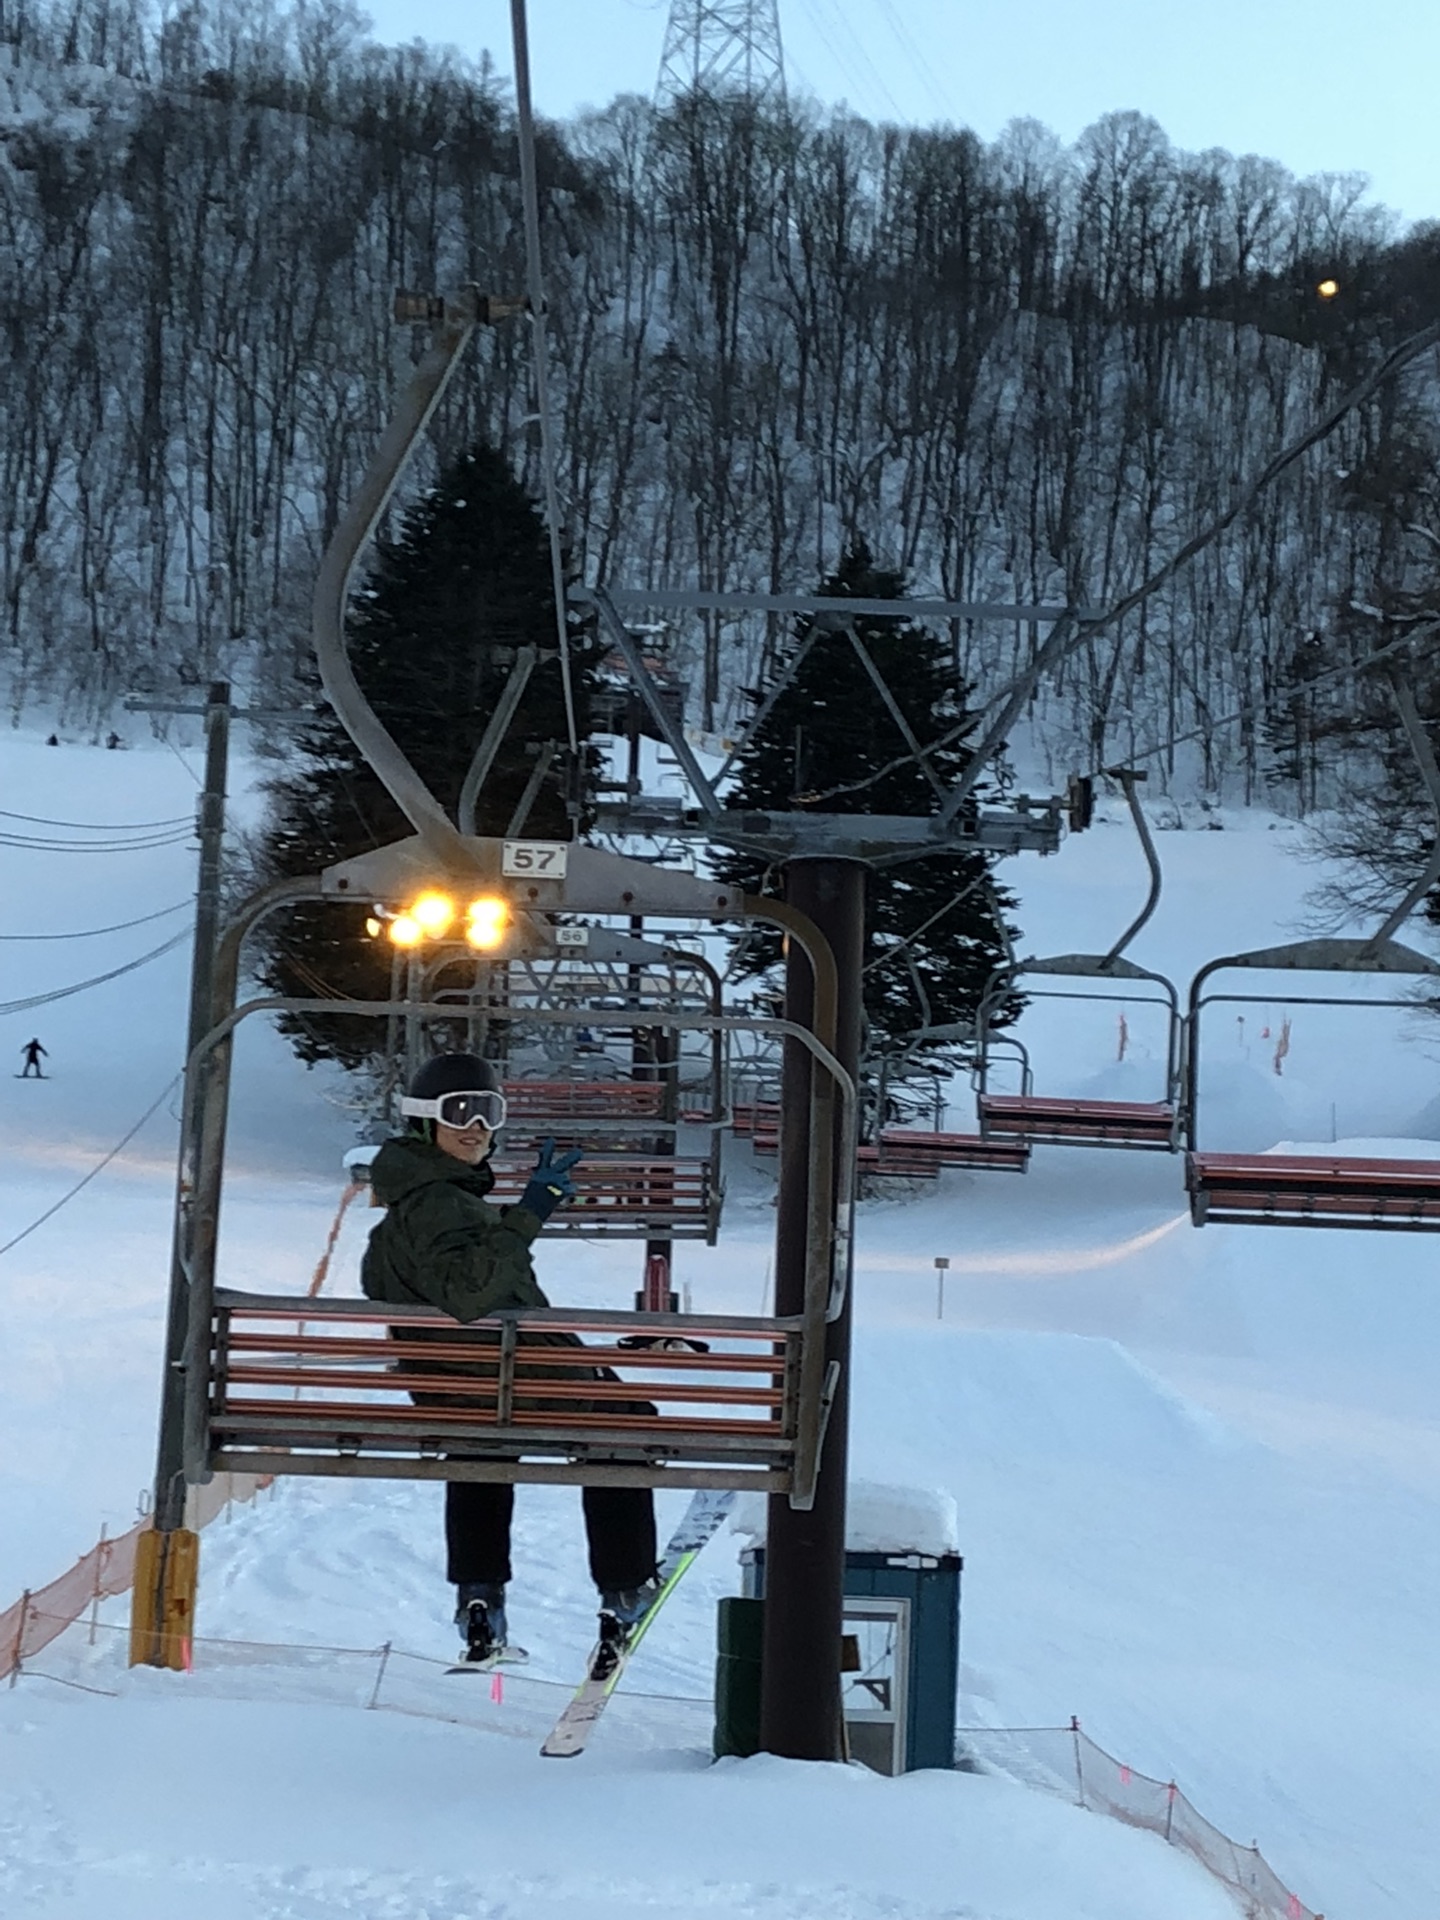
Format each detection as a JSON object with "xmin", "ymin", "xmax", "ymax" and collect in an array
[{"xmin": 713, "ymin": 1594, "xmax": 764, "ymax": 1759}]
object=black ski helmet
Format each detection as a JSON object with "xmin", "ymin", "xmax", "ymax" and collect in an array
[
  {"xmin": 402, "ymin": 1053, "xmax": 504, "ymax": 1134},
  {"xmin": 407, "ymin": 1053, "xmax": 501, "ymax": 1101}
]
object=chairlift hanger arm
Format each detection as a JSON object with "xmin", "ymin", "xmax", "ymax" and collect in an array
[
  {"xmin": 1102, "ymin": 769, "xmax": 1162, "ymax": 965},
  {"xmin": 313, "ymin": 287, "xmax": 524, "ymax": 873}
]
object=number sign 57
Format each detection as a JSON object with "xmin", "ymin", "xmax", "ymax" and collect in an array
[{"xmin": 501, "ymin": 840, "xmax": 569, "ymax": 880}]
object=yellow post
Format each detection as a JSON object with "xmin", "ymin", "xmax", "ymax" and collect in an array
[{"xmin": 128, "ymin": 1527, "xmax": 200, "ymax": 1670}]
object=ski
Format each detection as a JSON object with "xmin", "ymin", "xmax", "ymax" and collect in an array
[
  {"xmin": 445, "ymin": 1646, "xmax": 530, "ymax": 1676},
  {"xmin": 539, "ymin": 1488, "xmax": 734, "ymax": 1758}
]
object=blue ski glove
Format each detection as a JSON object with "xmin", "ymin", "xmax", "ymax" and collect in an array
[{"xmin": 517, "ymin": 1137, "xmax": 584, "ymax": 1222}]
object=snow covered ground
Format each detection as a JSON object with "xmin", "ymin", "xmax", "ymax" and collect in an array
[{"xmin": 4, "ymin": 732, "xmax": 1440, "ymax": 1918}]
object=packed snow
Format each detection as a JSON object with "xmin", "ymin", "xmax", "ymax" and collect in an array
[{"xmin": 3, "ymin": 731, "xmax": 1440, "ymax": 1918}]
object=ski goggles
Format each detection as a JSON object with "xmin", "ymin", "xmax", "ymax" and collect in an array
[{"xmin": 400, "ymin": 1088, "xmax": 508, "ymax": 1132}]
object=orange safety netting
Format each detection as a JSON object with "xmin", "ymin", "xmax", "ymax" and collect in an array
[
  {"xmin": 957, "ymin": 1720, "xmax": 1322, "ymax": 1920},
  {"xmin": 1, "ymin": 1472, "xmax": 271, "ymax": 1678},
  {"xmin": 1, "ymin": 1174, "xmax": 366, "ymax": 1679}
]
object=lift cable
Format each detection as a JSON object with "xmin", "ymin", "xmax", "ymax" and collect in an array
[
  {"xmin": 509, "ymin": 0, "xmax": 581, "ymax": 765},
  {"xmin": 0, "ymin": 929, "xmax": 190, "ymax": 1018},
  {"xmin": 0, "ymin": 899, "xmax": 193, "ymax": 942},
  {"xmin": 1108, "ymin": 612, "xmax": 1440, "ymax": 792},
  {"xmin": 937, "ymin": 316, "xmax": 1440, "ymax": 823},
  {"xmin": 0, "ymin": 1072, "xmax": 182, "ymax": 1261},
  {"xmin": 789, "ymin": 317, "xmax": 1440, "ymax": 819}
]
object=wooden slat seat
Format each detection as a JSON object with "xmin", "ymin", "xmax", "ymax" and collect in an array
[
  {"xmin": 878, "ymin": 1129, "xmax": 1031, "ymax": 1173},
  {"xmin": 731, "ymin": 1101, "xmax": 781, "ymax": 1138},
  {"xmin": 202, "ymin": 1293, "xmax": 803, "ymax": 1491},
  {"xmin": 748, "ymin": 1129, "xmax": 1026, "ymax": 1176},
  {"xmin": 487, "ymin": 1153, "xmax": 717, "ymax": 1239},
  {"xmin": 502, "ymin": 1080, "xmax": 666, "ymax": 1119},
  {"xmin": 979, "ymin": 1093, "xmax": 1177, "ymax": 1149},
  {"xmin": 856, "ymin": 1144, "xmax": 939, "ymax": 1180},
  {"xmin": 1187, "ymin": 1151, "xmax": 1440, "ymax": 1229}
]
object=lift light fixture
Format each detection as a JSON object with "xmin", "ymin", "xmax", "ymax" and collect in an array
[
  {"xmin": 411, "ymin": 890, "xmax": 456, "ymax": 936},
  {"xmin": 466, "ymin": 895, "xmax": 510, "ymax": 949}
]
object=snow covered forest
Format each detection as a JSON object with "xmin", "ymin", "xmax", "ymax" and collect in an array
[{"xmin": 3, "ymin": 0, "xmax": 1438, "ymax": 798}]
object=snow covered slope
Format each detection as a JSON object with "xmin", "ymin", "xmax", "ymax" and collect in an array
[{"xmin": 3, "ymin": 735, "xmax": 1439, "ymax": 1918}]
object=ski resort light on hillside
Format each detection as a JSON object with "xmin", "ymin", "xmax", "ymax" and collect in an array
[
  {"xmin": 465, "ymin": 895, "xmax": 510, "ymax": 949},
  {"xmin": 1317, "ymin": 278, "xmax": 1341, "ymax": 299}
]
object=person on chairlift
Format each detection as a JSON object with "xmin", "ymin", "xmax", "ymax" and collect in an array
[{"xmin": 360, "ymin": 1051, "xmax": 660, "ymax": 1665}]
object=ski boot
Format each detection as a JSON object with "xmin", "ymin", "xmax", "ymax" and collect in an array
[
  {"xmin": 454, "ymin": 1581, "xmax": 508, "ymax": 1666},
  {"xmin": 594, "ymin": 1578, "xmax": 661, "ymax": 1680}
]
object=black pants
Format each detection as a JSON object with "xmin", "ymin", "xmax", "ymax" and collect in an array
[{"xmin": 445, "ymin": 1479, "xmax": 657, "ymax": 1594}]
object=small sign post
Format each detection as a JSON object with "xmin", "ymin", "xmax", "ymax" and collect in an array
[{"xmin": 934, "ymin": 1255, "xmax": 950, "ymax": 1321}]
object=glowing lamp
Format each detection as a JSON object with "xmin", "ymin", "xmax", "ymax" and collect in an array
[
  {"xmin": 365, "ymin": 916, "xmax": 382, "ymax": 938},
  {"xmin": 466, "ymin": 895, "xmax": 510, "ymax": 950},
  {"xmin": 411, "ymin": 890, "xmax": 456, "ymax": 936},
  {"xmin": 1317, "ymin": 278, "xmax": 1340, "ymax": 300},
  {"xmin": 388, "ymin": 914, "xmax": 423, "ymax": 948}
]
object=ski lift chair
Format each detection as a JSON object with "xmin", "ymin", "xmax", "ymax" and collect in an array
[
  {"xmin": 975, "ymin": 772, "xmax": 1182, "ymax": 1152},
  {"xmin": 1184, "ymin": 937, "xmax": 1440, "ymax": 1228},
  {"xmin": 1185, "ymin": 674, "xmax": 1440, "ymax": 1229},
  {"xmin": 417, "ymin": 947, "xmax": 726, "ymax": 1241}
]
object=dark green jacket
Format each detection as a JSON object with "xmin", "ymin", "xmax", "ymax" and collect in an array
[
  {"xmin": 358, "ymin": 1133, "xmax": 651, "ymax": 1423},
  {"xmin": 360, "ymin": 1132, "xmax": 547, "ymax": 1320}
]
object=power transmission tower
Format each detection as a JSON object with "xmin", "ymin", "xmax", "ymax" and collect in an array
[{"xmin": 656, "ymin": 0, "xmax": 786, "ymax": 106}]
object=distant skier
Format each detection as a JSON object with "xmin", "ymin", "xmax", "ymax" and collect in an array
[
  {"xmin": 360, "ymin": 1053, "xmax": 659, "ymax": 1666},
  {"xmin": 19, "ymin": 1038, "xmax": 47, "ymax": 1079}
]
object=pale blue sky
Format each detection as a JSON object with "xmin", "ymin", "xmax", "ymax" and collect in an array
[{"xmin": 358, "ymin": 0, "xmax": 1439, "ymax": 226}]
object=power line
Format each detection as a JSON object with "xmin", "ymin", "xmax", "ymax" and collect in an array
[
  {"xmin": 0, "ymin": 829, "xmax": 194, "ymax": 854},
  {"xmin": 0, "ymin": 808, "xmax": 193, "ymax": 831},
  {"xmin": 0, "ymin": 900, "xmax": 193, "ymax": 942},
  {"xmin": 0, "ymin": 1073, "xmax": 181, "ymax": 1260},
  {"xmin": 797, "ymin": 0, "xmax": 903, "ymax": 117},
  {"xmin": 874, "ymin": 0, "xmax": 952, "ymax": 121},
  {"xmin": 0, "ymin": 929, "xmax": 190, "ymax": 1017}
]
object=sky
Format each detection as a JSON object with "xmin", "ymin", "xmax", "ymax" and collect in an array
[{"xmin": 356, "ymin": 0, "xmax": 1440, "ymax": 228}]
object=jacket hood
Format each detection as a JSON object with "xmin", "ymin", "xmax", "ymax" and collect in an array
[{"xmin": 367, "ymin": 1132, "xmax": 497, "ymax": 1208}]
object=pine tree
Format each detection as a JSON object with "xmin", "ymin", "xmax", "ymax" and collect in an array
[
  {"xmin": 712, "ymin": 541, "xmax": 1021, "ymax": 1124},
  {"xmin": 253, "ymin": 441, "xmax": 597, "ymax": 1069}
]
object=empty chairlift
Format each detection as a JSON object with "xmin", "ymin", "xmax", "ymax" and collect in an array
[
  {"xmin": 975, "ymin": 771, "xmax": 1182, "ymax": 1152},
  {"xmin": 1186, "ymin": 674, "xmax": 1440, "ymax": 1230},
  {"xmin": 1184, "ymin": 937, "xmax": 1440, "ymax": 1228}
]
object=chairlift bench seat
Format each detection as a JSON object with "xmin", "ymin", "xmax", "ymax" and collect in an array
[
  {"xmin": 979, "ymin": 1093, "xmax": 1177, "ymax": 1150},
  {"xmin": 855, "ymin": 1144, "xmax": 940, "ymax": 1181},
  {"xmin": 201, "ymin": 1292, "xmax": 804, "ymax": 1492},
  {"xmin": 502, "ymin": 1080, "xmax": 666, "ymax": 1119},
  {"xmin": 1187, "ymin": 1151, "xmax": 1440, "ymax": 1229},
  {"xmin": 487, "ymin": 1152, "xmax": 719, "ymax": 1239},
  {"xmin": 878, "ymin": 1129, "xmax": 1031, "ymax": 1173}
]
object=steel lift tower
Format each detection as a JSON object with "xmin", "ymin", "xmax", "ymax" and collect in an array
[{"xmin": 657, "ymin": 0, "xmax": 786, "ymax": 106}]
